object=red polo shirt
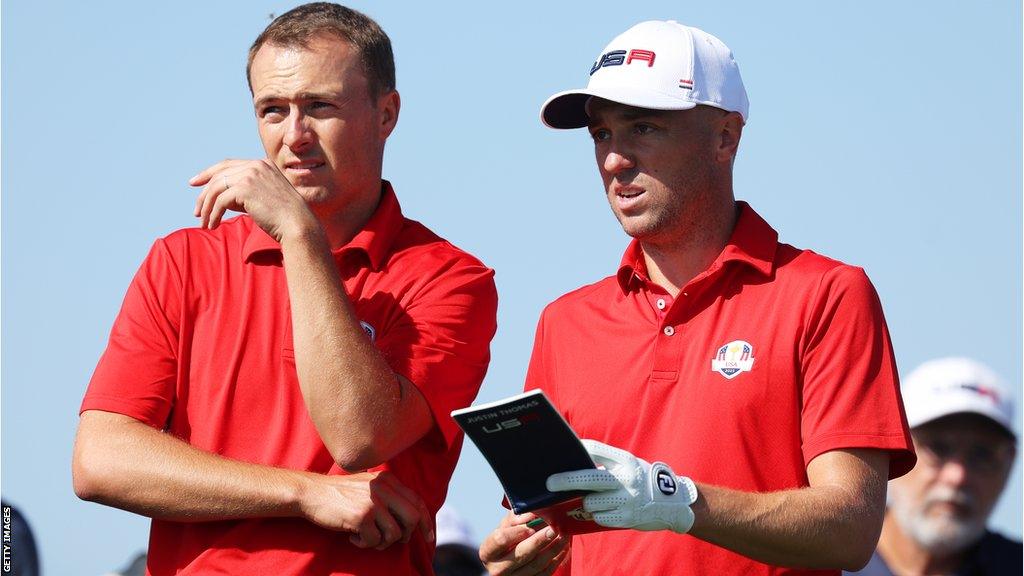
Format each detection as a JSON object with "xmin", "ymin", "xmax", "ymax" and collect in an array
[
  {"xmin": 82, "ymin": 183, "xmax": 498, "ymax": 575},
  {"xmin": 527, "ymin": 202, "xmax": 914, "ymax": 576}
]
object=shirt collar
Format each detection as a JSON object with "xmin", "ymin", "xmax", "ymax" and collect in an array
[
  {"xmin": 241, "ymin": 181, "xmax": 403, "ymax": 271},
  {"xmin": 616, "ymin": 201, "xmax": 778, "ymax": 293}
]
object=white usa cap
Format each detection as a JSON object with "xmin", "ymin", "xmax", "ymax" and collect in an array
[
  {"xmin": 541, "ymin": 20, "xmax": 749, "ymax": 129},
  {"xmin": 901, "ymin": 357, "xmax": 1016, "ymax": 438},
  {"xmin": 434, "ymin": 503, "xmax": 476, "ymax": 549}
]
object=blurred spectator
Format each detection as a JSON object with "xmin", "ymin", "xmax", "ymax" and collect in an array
[
  {"xmin": 434, "ymin": 503, "xmax": 485, "ymax": 576},
  {"xmin": 2, "ymin": 501, "xmax": 39, "ymax": 576},
  {"xmin": 847, "ymin": 358, "xmax": 1022, "ymax": 575}
]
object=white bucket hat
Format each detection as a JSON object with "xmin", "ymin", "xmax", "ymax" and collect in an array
[
  {"xmin": 901, "ymin": 357, "xmax": 1016, "ymax": 437},
  {"xmin": 541, "ymin": 20, "xmax": 749, "ymax": 129}
]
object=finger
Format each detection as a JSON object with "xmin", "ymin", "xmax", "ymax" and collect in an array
[
  {"xmin": 349, "ymin": 518, "xmax": 383, "ymax": 549},
  {"xmin": 198, "ymin": 176, "xmax": 227, "ymax": 228},
  {"xmin": 591, "ymin": 509, "xmax": 633, "ymax": 529},
  {"xmin": 201, "ymin": 168, "xmax": 249, "ymax": 229},
  {"xmin": 383, "ymin": 491, "xmax": 419, "ymax": 544},
  {"xmin": 582, "ymin": 491, "xmax": 628, "ymax": 513},
  {"xmin": 373, "ymin": 508, "xmax": 403, "ymax": 550},
  {"xmin": 581, "ymin": 439, "xmax": 635, "ymax": 469},
  {"xmin": 189, "ymin": 159, "xmax": 242, "ymax": 187},
  {"xmin": 547, "ymin": 469, "xmax": 620, "ymax": 492},
  {"xmin": 523, "ymin": 541, "xmax": 571, "ymax": 576},
  {"xmin": 507, "ymin": 528, "xmax": 566, "ymax": 574},
  {"xmin": 192, "ymin": 162, "xmax": 252, "ymax": 219},
  {"xmin": 500, "ymin": 511, "xmax": 537, "ymax": 529},
  {"xmin": 546, "ymin": 544, "xmax": 571, "ymax": 575},
  {"xmin": 194, "ymin": 170, "xmax": 222, "ymax": 218},
  {"xmin": 379, "ymin": 474, "xmax": 431, "ymax": 543},
  {"xmin": 207, "ymin": 185, "xmax": 242, "ymax": 230},
  {"xmin": 480, "ymin": 524, "xmax": 536, "ymax": 563}
]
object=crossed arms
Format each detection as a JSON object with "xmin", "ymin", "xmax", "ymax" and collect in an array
[{"xmin": 73, "ymin": 160, "xmax": 495, "ymax": 548}]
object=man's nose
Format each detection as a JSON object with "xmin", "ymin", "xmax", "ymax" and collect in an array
[
  {"xmin": 284, "ymin": 110, "xmax": 314, "ymax": 151},
  {"xmin": 602, "ymin": 148, "xmax": 635, "ymax": 174},
  {"xmin": 936, "ymin": 457, "xmax": 970, "ymax": 487}
]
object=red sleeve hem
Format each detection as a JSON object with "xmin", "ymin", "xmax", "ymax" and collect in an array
[
  {"xmin": 400, "ymin": 364, "xmax": 467, "ymax": 451},
  {"xmin": 803, "ymin": 432, "xmax": 917, "ymax": 480},
  {"xmin": 79, "ymin": 394, "xmax": 166, "ymax": 430}
]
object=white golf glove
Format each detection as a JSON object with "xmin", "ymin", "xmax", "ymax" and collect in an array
[{"xmin": 546, "ymin": 439, "xmax": 698, "ymax": 534}]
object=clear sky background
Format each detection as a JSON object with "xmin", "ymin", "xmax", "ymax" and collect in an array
[{"xmin": 3, "ymin": 2, "xmax": 1021, "ymax": 574}]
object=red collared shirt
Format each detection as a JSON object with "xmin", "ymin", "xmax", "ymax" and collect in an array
[
  {"xmin": 82, "ymin": 183, "xmax": 498, "ymax": 575},
  {"xmin": 528, "ymin": 202, "xmax": 914, "ymax": 576}
]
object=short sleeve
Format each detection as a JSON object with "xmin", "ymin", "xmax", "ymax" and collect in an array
[
  {"xmin": 80, "ymin": 239, "xmax": 183, "ymax": 429},
  {"xmin": 376, "ymin": 259, "xmax": 498, "ymax": 449},
  {"xmin": 523, "ymin": 311, "xmax": 549, "ymax": 395},
  {"xmin": 799, "ymin": 265, "xmax": 916, "ymax": 479}
]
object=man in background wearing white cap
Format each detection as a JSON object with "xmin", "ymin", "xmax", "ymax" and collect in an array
[
  {"xmin": 847, "ymin": 358, "xmax": 1021, "ymax": 576},
  {"xmin": 434, "ymin": 503, "xmax": 487, "ymax": 576},
  {"xmin": 480, "ymin": 20, "xmax": 915, "ymax": 575}
]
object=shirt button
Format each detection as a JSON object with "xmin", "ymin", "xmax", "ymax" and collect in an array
[
  {"xmin": 656, "ymin": 298, "xmax": 666, "ymax": 310},
  {"xmin": 663, "ymin": 326, "xmax": 675, "ymax": 336}
]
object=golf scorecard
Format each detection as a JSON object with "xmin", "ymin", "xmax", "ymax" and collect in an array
[{"xmin": 451, "ymin": 389, "xmax": 613, "ymax": 535}]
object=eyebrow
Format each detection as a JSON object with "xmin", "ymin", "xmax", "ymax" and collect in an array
[{"xmin": 253, "ymin": 92, "xmax": 342, "ymax": 109}]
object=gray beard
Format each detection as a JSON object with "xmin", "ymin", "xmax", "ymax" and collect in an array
[{"xmin": 889, "ymin": 483, "xmax": 987, "ymax": 553}]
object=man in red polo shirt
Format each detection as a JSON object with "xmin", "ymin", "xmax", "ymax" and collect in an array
[
  {"xmin": 480, "ymin": 20, "xmax": 914, "ymax": 576},
  {"xmin": 72, "ymin": 4, "xmax": 497, "ymax": 575}
]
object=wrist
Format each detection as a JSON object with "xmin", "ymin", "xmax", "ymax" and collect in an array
[
  {"xmin": 278, "ymin": 217, "xmax": 329, "ymax": 251},
  {"xmin": 677, "ymin": 475, "xmax": 698, "ymax": 506},
  {"xmin": 686, "ymin": 480, "xmax": 710, "ymax": 536},
  {"xmin": 288, "ymin": 471, "xmax": 317, "ymax": 520}
]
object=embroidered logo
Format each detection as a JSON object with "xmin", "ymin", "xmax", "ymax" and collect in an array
[
  {"xmin": 710, "ymin": 340, "xmax": 755, "ymax": 379},
  {"xmin": 359, "ymin": 321, "xmax": 376, "ymax": 343},
  {"xmin": 590, "ymin": 48, "xmax": 656, "ymax": 75},
  {"xmin": 655, "ymin": 468, "xmax": 677, "ymax": 495}
]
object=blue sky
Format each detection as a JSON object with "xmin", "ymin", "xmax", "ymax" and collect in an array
[{"xmin": 3, "ymin": 2, "xmax": 1020, "ymax": 574}]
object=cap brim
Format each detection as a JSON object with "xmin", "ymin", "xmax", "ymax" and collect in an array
[{"xmin": 540, "ymin": 86, "xmax": 698, "ymax": 129}]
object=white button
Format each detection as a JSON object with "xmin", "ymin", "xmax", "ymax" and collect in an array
[
  {"xmin": 663, "ymin": 326, "xmax": 675, "ymax": 336},
  {"xmin": 656, "ymin": 298, "xmax": 666, "ymax": 310}
]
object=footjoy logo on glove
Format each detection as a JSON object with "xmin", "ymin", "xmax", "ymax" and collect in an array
[
  {"xmin": 656, "ymin": 469, "xmax": 677, "ymax": 495},
  {"xmin": 710, "ymin": 340, "xmax": 755, "ymax": 379}
]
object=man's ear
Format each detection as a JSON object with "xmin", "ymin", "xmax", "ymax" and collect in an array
[
  {"xmin": 378, "ymin": 90, "xmax": 401, "ymax": 140},
  {"xmin": 716, "ymin": 112, "xmax": 744, "ymax": 163}
]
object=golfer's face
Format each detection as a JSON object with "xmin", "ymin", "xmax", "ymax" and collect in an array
[{"xmin": 250, "ymin": 35, "xmax": 393, "ymax": 215}]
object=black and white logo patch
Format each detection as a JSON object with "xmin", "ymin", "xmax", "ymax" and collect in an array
[
  {"xmin": 359, "ymin": 321, "xmax": 376, "ymax": 343},
  {"xmin": 656, "ymin": 469, "xmax": 677, "ymax": 495}
]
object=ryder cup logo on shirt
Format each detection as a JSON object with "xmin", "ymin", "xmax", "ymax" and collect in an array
[
  {"xmin": 359, "ymin": 321, "xmax": 376, "ymax": 343},
  {"xmin": 711, "ymin": 340, "xmax": 755, "ymax": 379}
]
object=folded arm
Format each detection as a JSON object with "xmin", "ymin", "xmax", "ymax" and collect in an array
[
  {"xmin": 191, "ymin": 160, "xmax": 435, "ymax": 471},
  {"xmin": 72, "ymin": 410, "xmax": 432, "ymax": 548},
  {"xmin": 279, "ymin": 224, "xmax": 433, "ymax": 471}
]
